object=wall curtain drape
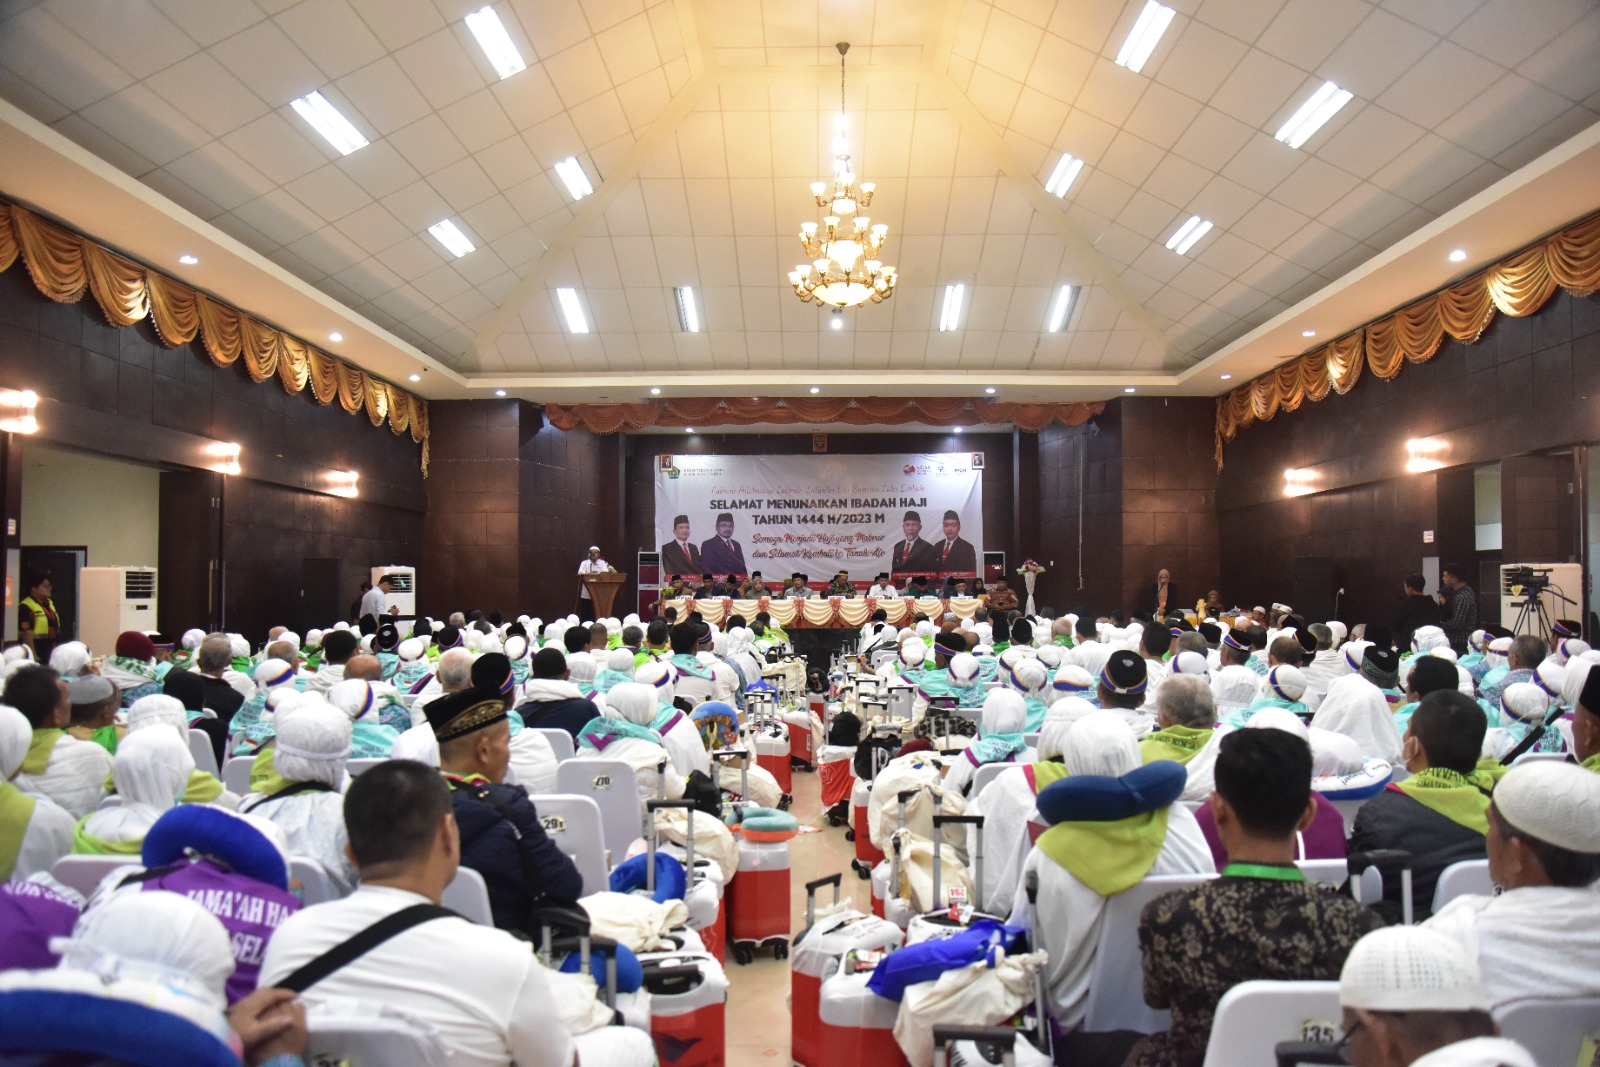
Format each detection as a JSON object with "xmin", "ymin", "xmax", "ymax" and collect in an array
[
  {"xmin": 546, "ymin": 396, "xmax": 1105, "ymax": 433},
  {"xmin": 1214, "ymin": 210, "xmax": 1600, "ymax": 469},
  {"xmin": 0, "ymin": 198, "xmax": 430, "ymax": 473}
]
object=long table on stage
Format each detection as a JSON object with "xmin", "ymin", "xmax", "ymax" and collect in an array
[{"xmin": 661, "ymin": 596, "xmax": 985, "ymax": 628}]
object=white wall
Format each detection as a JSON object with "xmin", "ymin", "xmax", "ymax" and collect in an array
[{"xmin": 21, "ymin": 442, "xmax": 160, "ymax": 567}]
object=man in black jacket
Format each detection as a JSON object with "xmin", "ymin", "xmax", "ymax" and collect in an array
[
  {"xmin": 428, "ymin": 686, "xmax": 582, "ymax": 936},
  {"xmin": 514, "ymin": 647, "xmax": 597, "ymax": 738},
  {"xmin": 1391, "ymin": 573, "xmax": 1440, "ymax": 651},
  {"xmin": 1348, "ymin": 690, "xmax": 1492, "ymax": 923}
]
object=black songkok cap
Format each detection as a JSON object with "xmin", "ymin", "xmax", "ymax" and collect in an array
[
  {"xmin": 424, "ymin": 685, "xmax": 507, "ymax": 743},
  {"xmin": 1100, "ymin": 650, "xmax": 1149, "ymax": 695},
  {"xmin": 1361, "ymin": 646, "xmax": 1400, "ymax": 685},
  {"xmin": 470, "ymin": 652, "xmax": 515, "ymax": 696}
]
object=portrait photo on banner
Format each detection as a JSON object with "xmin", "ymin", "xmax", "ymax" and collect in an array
[{"xmin": 653, "ymin": 453, "xmax": 984, "ymax": 585}]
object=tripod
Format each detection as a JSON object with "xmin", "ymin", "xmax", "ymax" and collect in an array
[{"xmin": 1510, "ymin": 583, "xmax": 1569, "ymax": 638}]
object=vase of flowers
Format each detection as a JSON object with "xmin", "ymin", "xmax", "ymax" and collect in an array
[{"xmin": 1017, "ymin": 559, "xmax": 1046, "ymax": 614}]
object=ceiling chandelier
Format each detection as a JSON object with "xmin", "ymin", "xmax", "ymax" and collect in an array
[{"xmin": 788, "ymin": 42, "xmax": 896, "ymax": 311}]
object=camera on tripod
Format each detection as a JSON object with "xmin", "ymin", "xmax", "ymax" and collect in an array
[{"xmin": 1506, "ymin": 565, "xmax": 1551, "ymax": 596}]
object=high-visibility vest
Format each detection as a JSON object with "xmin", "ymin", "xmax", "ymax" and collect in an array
[{"xmin": 20, "ymin": 595, "xmax": 55, "ymax": 639}]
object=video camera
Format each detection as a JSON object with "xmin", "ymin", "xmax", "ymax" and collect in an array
[{"xmin": 1505, "ymin": 565, "xmax": 1551, "ymax": 595}]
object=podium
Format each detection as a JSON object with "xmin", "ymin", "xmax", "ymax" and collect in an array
[{"xmin": 582, "ymin": 571, "xmax": 627, "ymax": 618}]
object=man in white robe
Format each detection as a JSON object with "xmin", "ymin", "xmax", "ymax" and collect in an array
[
  {"xmin": 1312, "ymin": 671, "xmax": 1403, "ymax": 762},
  {"xmin": 0, "ymin": 704, "xmax": 73, "ymax": 879},
  {"xmin": 5, "ymin": 664, "xmax": 112, "ymax": 818}
]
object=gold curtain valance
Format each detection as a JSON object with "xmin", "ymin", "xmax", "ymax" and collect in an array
[
  {"xmin": 1215, "ymin": 211, "xmax": 1600, "ymax": 469},
  {"xmin": 0, "ymin": 199, "xmax": 429, "ymax": 473},
  {"xmin": 546, "ymin": 396, "xmax": 1106, "ymax": 433}
]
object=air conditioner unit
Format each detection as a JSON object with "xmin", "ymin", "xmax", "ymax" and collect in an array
[
  {"xmin": 370, "ymin": 566, "xmax": 416, "ymax": 617},
  {"xmin": 80, "ymin": 566, "xmax": 158, "ymax": 658},
  {"xmin": 1499, "ymin": 562, "xmax": 1582, "ymax": 636}
]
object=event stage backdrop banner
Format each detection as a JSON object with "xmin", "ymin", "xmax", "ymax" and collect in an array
[{"xmin": 653, "ymin": 452, "xmax": 984, "ymax": 583}]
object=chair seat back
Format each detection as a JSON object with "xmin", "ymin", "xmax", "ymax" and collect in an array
[
  {"xmin": 527, "ymin": 793, "xmax": 610, "ymax": 892},
  {"xmin": 346, "ymin": 758, "xmax": 384, "ymax": 777},
  {"xmin": 288, "ymin": 856, "xmax": 341, "ymax": 905},
  {"xmin": 305, "ymin": 1004, "xmax": 451, "ymax": 1067},
  {"xmin": 51, "ymin": 854, "xmax": 132, "ymax": 898},
  {"xmin": 1431, "ymin": 858, "xmax": 1491, "ymax": 913},
  {"xmin": 221, "ymin": 756, "xmax": 253, "ymax": 795},
  {"xmin": 1295, "ymin": 859, "xmax": 1348, "ymax": 887},
  {"xmin": 533, "ymin": 728, "xmax": 576, "ymax": 763},
  {"xmin": 556, "ymin": 759, "xmax": 643, "ymax": 862},
  {"xmin": 1082, "ymin": 873, "xmax": 1217, "ymax": 1034},
  {"xmin": 968, "ymin": 761, "xmax": 1009, "ymax": 800},
  {"xmin": 1494, "ymin": 996, "xmax": 1600, "ymax": 1067},
  {"xmin": 1202, "ymin": 980, "xmax": 1342, "ymax": 1067},
  {"xmin": 440, "ymin": 867, "xmax": 493, "ymax": 926},
  {"xmin": 187, "ymin": 729, "xmax": 219, "ymax": 779}
]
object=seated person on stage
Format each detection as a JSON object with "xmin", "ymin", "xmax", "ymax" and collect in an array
[
  {"xmin": 632, "ymin": 661, "xmax": 712, "ymax": 777},
  {"xmin": 432, "ymin": 686, "xmax": 582, "ymax": 936},
  {"xmin": 738, "ymin": 571, "xmax": 772, "ymax": 598},
  {"xmin": 72, "ymin": 727, "xmax": 193, "ymax": 856},
  {"xmin": 577, "ymin": 682, "xmax": 686, "ymax": 804},
  {"xmin": 824, "ymin": 570, "xmax": 853, "ymax": 597},
  {"xmin": 867, "ymin": 573, "xmax": 898, "ymax": 598},
  {"xmin": 239, "ymin": 701, "xmax": 358, "ymax": 896},
  {"xmin": 260, "ymin": 761, "xmax": 654, "ymax": 1067},
  {"xmin": 782, "ymin": 573, "xmax": 810, "ymax": 598},
  {"xmin": 903, "ymin": 575, "xmax": 931, "ymax": 598},
  {"xmin": 1335, "ymin": 926, "xmax": 1538, "ymax": 1067},
  {"xmin": 0, "ymin": 704, "xmax": 75, "ymax": 880},
  {"xmin": 1348, "ymin": 690, "xmax": 1494, "ymax": 923},
  {"xmin": 514, "ymin": 647, "xmax": 596, "ymax": 739},
  {"xmin": 1194, "ymin": 708, "xmax": 1351, "ymax": 869},
  {"xmin": 1423, "ymin": 760, "xmax": 1600, "ymax": 1007},
  {"xmin": 1126, "ymin": 727, "xmax": 1383, "ymax": 1067},
  {"xmin": 99, "ymin": 805, "xmax": 301, "ymax": 1005},
  {"xmin": 664, "ymin": 623, "xmax": 718, "ymax": 705},
  {"xmin": 5, "ymin": 663, "xmax": 113, "ymax": 819},
  {"xmin": 985, "ymin": 580, "xmax": 1019, "ymax": 613},
  {"xmin": 1010, "ymin": 711, "xmax": 1214, "ymax": 1034},
  {"xmin": 1139, "ymin": 674, "xmax": 1219, "ymax": 803}
]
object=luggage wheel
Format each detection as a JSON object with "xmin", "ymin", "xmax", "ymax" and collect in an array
[
  {"xmin": 844, "ymin": 828, "xmax": 855, "ymax": 842},
  {"xmin": 851, "ymin": 860, "xmax": 871, "ymax": 880},
  {"xmin": 777, "ymin": 794, "xmax": 793, "ymax": 811},
  {"xmin": 732, "ymin": 943, "xmax": 755, "ymax": 965},
  {"xmin": 772, "ymin": 941, "xmax": 789, "ymax": 960}
]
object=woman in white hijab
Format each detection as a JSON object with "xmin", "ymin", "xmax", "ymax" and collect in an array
[
  {"xmin": 125, "ymin": 695, "xmax": 239, "ymax": 810},
  {"xmin": 574, "ymin": 682, "xmax": 683, "ymax": 804},
  {"xmin": 240, "ymin": 702, "xmax": 356, "ymax": 895},
  {"xmin": 73, "ymin": 728, "xmax": 194, "ymax": 856},
  {"xmin": 726, "ymin": 627, "xmax": 762, "ymax": 691},
  {"xmin": 943, "ymin": 690, "xmax": 1033, "ymax": 798},
  {"xmin": 1311, "ymin": 672, "xmax": 1404, "ymax": 762},
  {"xmin": 1011, "ymin": 711, "xmax": 1214, "ymax": 1028},
  {"xmin": 48, "ymin": 642, "xmax": 92, "ymax": 678},
  {"xmin": 0, "ymin": 704, "xmax": 75, "ymax": 879}
]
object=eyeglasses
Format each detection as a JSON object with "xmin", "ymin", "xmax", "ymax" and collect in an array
[{"xmin": 1334, "ymin": 1018, "xmax": 1364, "ymax": 1060}]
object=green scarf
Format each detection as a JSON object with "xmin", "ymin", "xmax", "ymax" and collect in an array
[
  {"xmin": 1027, "ymin": 762, "xmax": 1070, "ymax": 793},
  {"xmin": 1584, "ymin": 754, "xmax": 1600, "ymax": 774},
  {"xmin": 21, "ymin": 730, "xmax": 64, "ymax": 776},
  {"xmin": 69, "ymin": 725, "xmax": 121, "ymax": 754},
  {"xmin": 185, "ymin": 770, "xmax": 224, "ymax": 803},
  {"xmin": 0, "ymin": 783, "xmax": 37, "ymax": 878},
  {"xmin": 109, "ymin": 656, "xmax": 160, "ymax": 681},
  {"xmin": 1036, "ymin": 809, "xmax": 1172, "ymax": 896},
  {"xmin": 249, "ymin": 747, "xmax": 292, "ymax": 797},
  {"xmin": 1139, "ymin": 725, "xmax": 1214, "ymax": 766},
  {"xmin": 72, "ymin": 815, "xmax": 145, "ymax": 856},
  {"xmin": 1395, "ymin": 767, "xmax": 1492, "ymax": 835},
  {"xmin": 1052, "ymin": 636, "xmax": 1075, "ymax": 649}
]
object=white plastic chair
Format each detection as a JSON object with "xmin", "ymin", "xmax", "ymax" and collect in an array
[
  {"xmin": 1509, "ymin": 750, "xmax": 1569, "ymax": 767},
  {"xmin": 555, "ymin": 758, "xmax": 643, "ymax": 862},
  {"xmin": 1494, "ymin": 996, "xmax": 1600, "ymax": 1067},
  {"xmin": 51, "ymin": 855, "xmax": 132, "ymax": 897},
  {"xmin": 1328, "ymin": 796, "xmax": 1372, "ymax": 834},
  {"xmin": 441, "ymin": 866, "xmax": 494, "ymax": 925},
  {"xmin": 346, "ymin": 758, "xmax": 384, "ymax": 777},
  {"xmin": 1431, "ymin": 858, "xmax": 1492, "ymax": 913},
  {"xmin": 968, "ymin": 761, "xmax": 1009, "ymax": 800},
  {"xmin": 527, "ymin": 793, "xmax": 610, "ymax": 893},
  {"xmin": 221, "ymin": 755, "xmax": 253, "ymax": 794},
  {"xmin": 1082, "ymin": 873, "xmax": 1217, "ymax": 1034},
  {"xmin": 289, "ymin": 856, "xmax": 341, "ymax": 905},
  {"xmin": 1295, "ymin": 858, "xmax": 1348, "ymax": 887},
  {"xmin": 1201, "ymin": 980, "xmax": 1342, "ymax": 1067},
  {"xmin": 305, "ymin": 1004, "xmax": 450, "ymax": 1067},
  {"xmin": 187, "ymin": 728, "xmax": 219, "ymax": 779},
  {"xmin": 532, "ymin": 728, "xmax": 576, "ymax": 762}
]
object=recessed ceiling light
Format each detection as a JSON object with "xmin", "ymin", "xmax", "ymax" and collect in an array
[
  {"xmin": 1165, "ymin": 215, "xmax": 1213, "ymax": 256},
  {"xmin": 984, "ymin": 386, "xmax": 997, "ymax": 395},
  {"xmin": 673, "ymin": 286, "xmax": 699, "ymax": 332},
  {"xmin": 1302, "ymin": 329, "xmax": 1316, "ymax": 338},
  {"xmin": 554, "ymin": 156, "xmax": 594, "ymax": 200},
  {"xmin": 1044, "ymin": 153, "xmax": 1084, "ymax": 198},
  {"xmin": 1220, "ymin": 373, "xmax": 1232, "ymax": 380},
  {"xmin": 1449, "ymin": 249, "xmax": 1467, "ymax": 262},
  {"xmin": 556, "ymin": 287, "xmax": 588, "ymax": 333},
  {"xmin": 1124, "ymin": 387, "xmax": 1136, "ymax": 393},
  {"xmin": 830, "ymin": 316, "xmax": 843, "ymax": 330},
  {"xmin": 495, "ymin": 389, "xmax": 506, "ymax": 396},
  {"xmin": 1274, "ymin": 81, "xmax": 1354, "ymax": 149},
  {"xmin": 328, "ymin": 331, "xmax": 343, "ymax": 342},
  {"xmin": 809, "ymin": 386, "xmax": 821, "ymax": 394},
  {"xmin": 408, "ymin": 374, "xmax": 421, "ymax": 382},
  {"xmin": 1116, "ymin": 0, "xmax": 1175, "ymax": 73},
  {"xmin": 953, "ymin": 426, "xmax": 964, "ymax": 434},
  {"xmin": 1046, "ymin": 284, "xmax": 1079, "ymax": 333},
  {"xmin": 464, "ymin": 5, "xmax": 525, "ymax": 80},
  {"xmin": 290, "ymin": 90, "xmax": 368, "ymax": 155},
  {"xmin": 428, "ymin": 219, "xmax": 475, "ymax": 258},
  {"xmin": 685, "ymin": 427, "xmax": 695, "ymax": 433},
  {"xmin": 650, "ymin": 387, "xmax": 662, "ymax": 395},
  {"xmin": 178, "ymin": 254, "xmax": 198, "ymax": 265},
  {"xmin": 939, "ymin": 283, "xmax": 965, "ymax": 332}
]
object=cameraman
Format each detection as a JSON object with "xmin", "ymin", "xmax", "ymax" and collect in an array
[{"xmin": 1437, "ymin": 563, "xmax": 1478, "ymax": 654}]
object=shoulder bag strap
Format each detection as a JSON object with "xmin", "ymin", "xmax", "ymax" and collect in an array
[{"xmin": 275, "ymin": 903, "xmax": 456, "ymax": 994}]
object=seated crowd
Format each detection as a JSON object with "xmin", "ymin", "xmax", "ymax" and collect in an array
[{"xmin": 0, "ymin": 590, "xmax": 1595, "ymax": 1067}]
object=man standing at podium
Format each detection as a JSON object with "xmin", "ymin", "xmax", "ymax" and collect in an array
[
  {"xmin": 660, "ymin": 514, "xmax": 701, "ymax": 576},
  {"xmin": 577, "ymin": 546, "xmax": 609, "ymax": 621},
  {"xmin": 700, "ymin": 512, "xmax": 747, "ymax": 575}
]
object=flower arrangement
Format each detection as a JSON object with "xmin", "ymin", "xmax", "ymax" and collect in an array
[{"xmin": 1017, "ymin": 559, "xmax": 1047, "ymax": 575}]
